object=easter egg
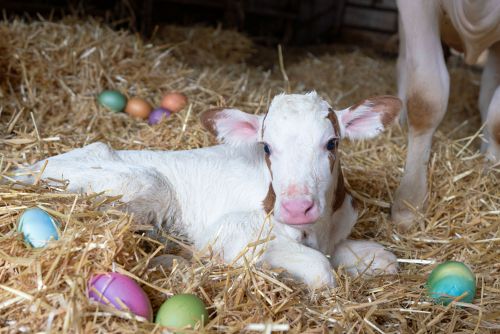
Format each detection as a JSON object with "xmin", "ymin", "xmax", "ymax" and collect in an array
[
  {"xmin": 17, "ymin": 208, "xmax": 60, "ymax": 248},
  {"xmin": 426, "ymin": 261, "xmax": 476, "ymax": 305},
  {"xmin": 125, "ymin": 98, "xmax": 152, "ymax": 119},
  {"xmin": 155, "ymin": 294, "xmax": 208, "ymax": 332},
  {"xmin": 148, "ymin": 107, "xmax": 171, "ymax": 125},
  {"xmin": 160, "ymin": 92, "xmax": 188, "ymax": 113},
  {"xmin": 88, "ymin": 272, "xmax": 153, "ymax": 321},
  {"xmin": 97, "ymin": 90, "xmax": 127, "ymax": 113}
]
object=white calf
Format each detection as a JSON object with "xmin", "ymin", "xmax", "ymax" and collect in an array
[
  {"xmin": 19, "ymin": 92, "xmax": 400, "ymax": 288},
  {"xmin": 393, "ymin": 0, "xmax": 500, "ymax": 228}
]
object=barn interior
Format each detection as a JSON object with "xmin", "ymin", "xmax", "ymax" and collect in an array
[{"xmin": 0, "ymin": 0, "xmax": 498, "ymax": 333}]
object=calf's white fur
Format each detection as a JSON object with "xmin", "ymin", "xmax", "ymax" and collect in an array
[{"xmin": 19, "ymin": 92, "xmax": 400, "ymax": 288}]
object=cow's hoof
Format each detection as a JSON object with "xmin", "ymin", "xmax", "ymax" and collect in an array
[{"xmin": 391, "ymin": 203, "xmax": 418, "ymax": 231}]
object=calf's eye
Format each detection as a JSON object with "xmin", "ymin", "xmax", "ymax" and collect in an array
[
  {"xmin": 326, "ymin": 138, "xmax": 338, "ymax": 151},
  {"xmin": 263, "ymin": 143, "xmax": 271, "ymax": 155}
]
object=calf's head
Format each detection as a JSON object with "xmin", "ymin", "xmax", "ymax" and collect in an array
[{"xmin": 202, "ymin": 92, "xmax": 401, "ymax": 227}]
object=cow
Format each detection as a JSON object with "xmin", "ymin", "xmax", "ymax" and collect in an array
[
  {"xmin": 16, "ymin": 92, "xmax": 400, "ymax": 288},
  {"xmin": 392, "ymin": 0, "xmax": 500, "ymax": 228}
]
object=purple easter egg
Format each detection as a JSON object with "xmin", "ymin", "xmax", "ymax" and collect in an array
[
  {"xmin": 88, "ymin": 272, "xmax": 153, "ymax": 321},
  {"xmin": 148, "ymin": 107, "xmax": 171, "ymax": 125}
]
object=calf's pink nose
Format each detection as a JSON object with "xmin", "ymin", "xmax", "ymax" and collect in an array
[
  {"xmin": 282, "ymin": 199, "xmax": 314, "ymax": 215},
  {"xmin": 280, "ymin": 199, "xmax": 319, "ymax": 225}
]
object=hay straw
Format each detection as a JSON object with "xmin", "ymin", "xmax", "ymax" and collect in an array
[{"xmin": 0, "ymin": 16, "xmax": 498, "ymax": 333}]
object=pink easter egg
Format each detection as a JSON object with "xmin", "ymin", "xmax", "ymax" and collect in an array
[{"xmin": 88, "ymin": 272, "xmax": 153, "ymax": 321}]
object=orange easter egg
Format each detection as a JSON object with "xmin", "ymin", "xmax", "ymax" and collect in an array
[
  {"xmin": 161, "ymin": 93, "xmax": 188, "ymax": 113},
  {"xmin": 125, "ymin": 98, "xmax": 152, "ymax": 119}
]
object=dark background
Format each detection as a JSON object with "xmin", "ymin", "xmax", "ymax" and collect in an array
[{"xmin": 0, "ymin": 0, "xmax": 398, "ymax": 45}]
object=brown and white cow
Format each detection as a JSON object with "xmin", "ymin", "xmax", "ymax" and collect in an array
[{"xmin": 392, "ymin": 0, "xmax": 500, "ymax": 228}]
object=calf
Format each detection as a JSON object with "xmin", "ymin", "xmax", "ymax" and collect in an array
[
  {"xmin": 393, "ymin": 0, "xmax": 500, "ymax": 228},
  {"xmin": 18, "ymin": 92, "xmax": 400, "ymax": 288}
]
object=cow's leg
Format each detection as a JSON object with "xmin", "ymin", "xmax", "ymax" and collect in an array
[
  {"xmin": 392, "ymin": 0, "xmax": 450, "ymax": 229},
  {"xmin": 331, "ymin": 240, "xmax": 398, "ymax": 276},
  {"xmin": 200, "ymin": 211, "xmax": 334, "ymax": 289},
  {"xmin": 479, "ymin": 42, "xmax": 500, "ymax": 162}
]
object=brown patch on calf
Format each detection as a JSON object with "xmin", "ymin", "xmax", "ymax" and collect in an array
[
  {"xmin": 200, "ymin": 108, "xmax": 225, "ymax": 137},
  {"xmin": 331, "ymin": 167, "xmax": 346, "ymax": 213},
  {"xmin": 263, "ymin": 184, "xmax": 276, "ymax": 215},
  {"xmin": 265, "ymin": 154, "xmax": 273, "ymax": 178},
  {"xmin": 375, "ymin": 96, "xmax": 402, "ymax": 126},
  {"xmin": 492, "ymin": 122, "xmax": 500, "ymax": 145},
  {"xmin": 328, "ymin": 154, "xmax": 335, "ymax": 173},
  {"xmin": 407, "ymin": 94, "xmax": 434, "ymax": 134},
  {"xmin": 350, "ymin": 96, "xmax": 402, "ymax": 127},
  {"xmin": 326, "ymin": 109, "xmax": 341, "ymax": 173},
  {"xmin": 327, "ymin": 108, "xmax": 341, "ymax": 135}
]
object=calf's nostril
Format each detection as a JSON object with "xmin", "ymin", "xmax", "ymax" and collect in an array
[{"xmin": 304, "ymin": 202, "xmax": 315, "ymax": 214}]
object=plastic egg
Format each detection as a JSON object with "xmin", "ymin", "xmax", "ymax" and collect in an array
[
  {"xmin": 155, "ymin": 294, "xmax": 208, "ymax": 332},
  {"xmin": 161, "ymin": 92, "xmax": 188, "ymax": 113},
  {"xmin": 88, "ymin": 272, "xmax": 153, "ymax": 321},
  {"xmin": 125, "ymin": 98, "xmax": 152, "ymax": 119},
  {"xmin": 148, "ymin": 107, "xmax": 171, "ymax": 125},
  {"xmin": 97, "ymin": 90, "xmax": 127, "ymax": 113},
  {"xmin": 426, "ymin": 261, "xmax": 476, "ymax": 305},
  {"xmin": 17, "ymin": 207, "xmax": 60, "ymax": 248}
]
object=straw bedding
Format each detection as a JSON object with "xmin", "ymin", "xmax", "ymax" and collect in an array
[{"xmin": 0, "ymin": 17, "xmax": 498, "ymax": 333}]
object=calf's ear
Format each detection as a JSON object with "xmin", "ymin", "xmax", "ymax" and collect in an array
[
  {"xmin": 335, "ymin": 95, "xmax": 401, "ymax": 140},
  {"xmin": 201, "ymin": 108, "xmax": 263, "ymax": 146}
]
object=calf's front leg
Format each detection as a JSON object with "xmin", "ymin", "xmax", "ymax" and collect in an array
[{"xmin": 198, "ymin": 211, "xmax": 334, "ymax": 289}]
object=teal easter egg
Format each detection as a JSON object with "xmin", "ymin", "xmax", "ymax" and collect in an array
[
  {"xmin": 97, "ymin": 90, "xmax": 127, "ymax": 112},
  {"xmin": 155, "ymin": 294, "xmax": 208, "ymax": 332},
  {"xmin": 17, "ymin": 208, "xmax": 60, "ymax": 248},
  {"xmin": 426, "ymin": 261, "xmax": 476, "ymax": 305}
]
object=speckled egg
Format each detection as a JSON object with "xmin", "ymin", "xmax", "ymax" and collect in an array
[
  {"xmin": 155, "ymin": 294, "xmax": 208, "ymax": 332},
  {"xmin": 17, "ymin": 207, "xmax": 60, "ymax": 248},
  {"xmin": 427, "ymin": 261, "xmax": 476, "ymax": 305},
  {"xmin": 148, "ymin": 107, "xmax": 171, "ymax": 125},
  {"xmin": 88, "ymin": 272, "xmax": 153, "ymax": 321},
  {"xmin": 160, "ymin": 92, "xmax": 188, "ymax": 113},
  {"xmin": 125, "ymin": 98, "xmax": 152, "ymax": 119},
  {"xmin": 97, "ymin": 90, "xmax": 127, "ymax": 113}
]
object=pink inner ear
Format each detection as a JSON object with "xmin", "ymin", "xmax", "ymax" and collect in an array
[
  {"xmin": 341, "ymin": 110, "xmax": 380, "ymax": 132},
  {"xmin": 230, "ymin": 120, "xmax": 259, "ymax": 138}
]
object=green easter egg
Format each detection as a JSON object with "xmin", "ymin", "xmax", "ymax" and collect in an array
[
  {"xmin": 97, "ymin": 90, "xmax": 127, "ymax": 112},
  {"xmin": 427, "ymin": 261, "xmax": 476, "ymax": 305},
  {"xmin": 155, "ymin": 294, "xmax": 208, "ymax": 333}
]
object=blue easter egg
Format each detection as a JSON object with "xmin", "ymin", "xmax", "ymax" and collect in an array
[
  {"xmin": 17, "ymin": 208, "xmax": 60, "ymax": 248},
  {"xmin": 426, "ymin": 261, "xmax": 476, "ymax": 305}
]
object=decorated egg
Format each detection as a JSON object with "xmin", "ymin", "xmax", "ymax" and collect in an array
[
  {"xmin": 97, "ymin": 90, "xmax": 127, "ymax": 113},
  {"xmin": 160, "ymin": 92, "xmax": 188, "ymax": 113},
  {"xmin": 155, "ymin": 294, "xmax": 208, "ymax": 331},
  {"xmin": 17, "ymin": 207, "xmax": 60, "ymax": 248},
  {"xmin": 426, "ymin": 261, "xmax": 476, "ymax": 305},
  {"xmin": 125, "ymin": 98, "xmax": 152, "ymax": 119},
  {"xmin": 88, "ymin": 272, "xmax": 153, "ymax": 321},
  {"xmin": 148, "ymin": 107, "xmax": 171, "ymax": 125}
]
